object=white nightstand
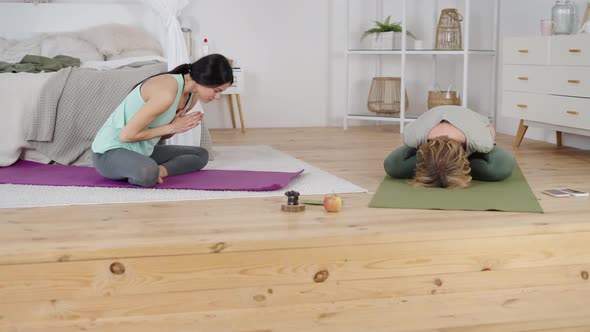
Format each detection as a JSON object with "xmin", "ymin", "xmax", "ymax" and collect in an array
[{"xmin": 222, "ymin": 67, "xmax": 245, "ymax": 133}]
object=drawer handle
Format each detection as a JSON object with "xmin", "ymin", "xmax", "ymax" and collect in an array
[
  {"xmin": 517, "ymin": 77, "xmax": 529, "ymax": 81},
  {"xmin": 567, "ymin": 79, "xmax": 581, "ymax": 84},
  {"xmin": 566, "ymin": 110, "xmax": 579, "ymax": 115},
  {"xmin": 517, "ymin": 49, "xmax": 529, "ymax": 53},
  {"xmin": 516, "ymin": 104, "xmax": 528, "ymax": 109},
  {"xmin": 569, "ymin": 49, "xmax": 582, "ymax": 53}
]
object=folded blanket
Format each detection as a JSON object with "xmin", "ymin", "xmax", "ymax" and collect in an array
[
  {"xmin": 28, "ymin": 62, "xmax": 167, "ymax": 165},
  {"xmin": 0, "ymin": 54, "xmax": 80, "ymax": 73},
  {"xmin": 27, "ymin": 67, "xmax": 72, "ymax": 142}
]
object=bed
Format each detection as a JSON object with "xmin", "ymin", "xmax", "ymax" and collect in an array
[{"xmin": 0, "ymin": 1, "xmax": 210, "ymax": 167}]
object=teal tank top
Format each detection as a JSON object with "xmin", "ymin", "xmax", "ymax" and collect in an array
[{"xmin": 92, "ymin": 74, "xmax": 192, "ymax": 156}]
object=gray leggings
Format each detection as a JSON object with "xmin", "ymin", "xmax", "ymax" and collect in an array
[{"xmin": 93, "ymin": 145, "xmax": 209, "ymax": 187}]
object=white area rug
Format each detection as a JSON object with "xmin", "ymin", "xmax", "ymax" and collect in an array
[{"xmin": 0, "ymin": 145, "xmax": 367, "ymax": 208}]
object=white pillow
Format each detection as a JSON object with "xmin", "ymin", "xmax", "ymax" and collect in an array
[
  {"xmin": 82, "ymin": 55, "xmax": 167, "ymax": 70},
  {"xmin": 0, "ymin": 35, "xmax": 42, "ymax": 63},
  {"xmin": 107, "ymin": 49, "xmax": 163, "ymax": 61},
  {"xmin": 40, "ymin": 34, "xmax": 104, "ymax": 62},
  {"xmin": 78, "ymin": 24, "xmax": 163, "ymax": 59}
]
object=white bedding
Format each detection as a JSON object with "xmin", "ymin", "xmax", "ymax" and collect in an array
[
  {"xmin": 81, "ymin": 55, "xmax": 168, "ymax": 70},
  {"xmin": 0, "ymin": 35, "xmax": 41, "ymax": 64},
  {"xmin": 0, "ymin": 72, "xmax": 53, "ymax": 166},
  {"xmin": 0, "ymin": 24, "xmax": 163, "ymax": 65}
]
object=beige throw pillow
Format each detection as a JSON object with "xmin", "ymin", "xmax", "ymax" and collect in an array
[
  {"xmin": 77, "ymin": 24, "xmax": 163, "ymax": 60},
  {"xmin": 40, "ymin": 34, "xmax": 104, "ymax": 62}
]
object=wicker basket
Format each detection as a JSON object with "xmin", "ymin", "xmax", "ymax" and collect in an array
[
  {"xmin": 367, "ymin": 77, "xmax": 409, "ymax": 115},
  {"xmin": 427, "ymin": 84, "xmax": 461, "ymax": 109},
  {"xmin": 435, "ymin": 8, "xmax": 463, "ymax": 50}
]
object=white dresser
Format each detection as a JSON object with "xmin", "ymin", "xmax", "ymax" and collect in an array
[{"xmin": 502, "ymin": 35, "xmax": 590, "ymax": 146}]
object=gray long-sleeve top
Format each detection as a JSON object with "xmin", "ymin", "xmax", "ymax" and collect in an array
[{"xmin": 402, "ymin": 105, "xmax": 494, "ymax": 156}]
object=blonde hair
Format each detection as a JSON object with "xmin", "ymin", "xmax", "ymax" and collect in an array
[{"xmin": 413, "ymin": 136, "xmax": 472, "ymax": 189}]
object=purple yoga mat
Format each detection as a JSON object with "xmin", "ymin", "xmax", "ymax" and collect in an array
[{"xmin": 0, "ymin": 161, "xmax": 304, "ymax": 191}]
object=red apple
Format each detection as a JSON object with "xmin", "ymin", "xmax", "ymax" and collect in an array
[{"xmin": 323, "ymin": 194, "xmax": 343, "ymax": 212}]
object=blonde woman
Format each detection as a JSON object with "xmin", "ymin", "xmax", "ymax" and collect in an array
[{"xmin": 383, "ymin": 105, "xmax": 515, "ymax": 189}]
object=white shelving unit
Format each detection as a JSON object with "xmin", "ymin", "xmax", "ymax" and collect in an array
[{"xmin": 344, "ymin": 0, "xmax": 500, "ymax": 132}]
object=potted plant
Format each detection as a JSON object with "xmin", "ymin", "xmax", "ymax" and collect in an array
[{"xmin": 361, "ymin": 15, "xmax": 416, "ymax": 49}]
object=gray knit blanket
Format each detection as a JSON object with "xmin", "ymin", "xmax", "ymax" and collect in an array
[{"xmin": 27, "ymin": 62, "xmax": 214, "ymax": 166}]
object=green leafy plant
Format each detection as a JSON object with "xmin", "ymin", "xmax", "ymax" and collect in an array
[{"xmin": 361, "ymin": 15, "xmax": 416, "ymax": 40}]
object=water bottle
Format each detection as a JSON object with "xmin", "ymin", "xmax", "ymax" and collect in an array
[
  {"xmin": 552, "ymin": 0, "xmax": 576, "ymax": 35},
  {"xmin": 202, "ymin": 38, "xmax": 209, "ymax": 56}
]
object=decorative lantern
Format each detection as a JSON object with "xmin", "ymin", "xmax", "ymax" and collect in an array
[
  {"xmin": 367, "ymin": 77, "xmax": 409, "ymax": 115},
  {"xmin": 435, "ymin": 9, "xmax": 463, "ymax": 50}
]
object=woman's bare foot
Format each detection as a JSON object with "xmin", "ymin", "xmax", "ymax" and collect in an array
[
  {"xmin": 159, "ymin": 165, "xmax": 168, "ymax": 178},
  {"xmin": 157, "ymin": 166, "xmax": 168, "ymax": 184}
]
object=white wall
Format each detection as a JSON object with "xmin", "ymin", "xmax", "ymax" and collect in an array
[
  {"xmin": 188, "ymin": 0, "xmax": 498, "ymax": 130},
  {"xmin": 186, "ymin": 0, "xmax": 333, "ymax": 128}
]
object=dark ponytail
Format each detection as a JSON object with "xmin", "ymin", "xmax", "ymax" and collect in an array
[
  {"xmin": 167, "ymin": 63, "xmax": 191, "ymax": 75},
  {"xmin": 131, "ymin": 55, "xmax": 233, "ymax": 91}
]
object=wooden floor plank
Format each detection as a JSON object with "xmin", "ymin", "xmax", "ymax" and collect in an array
[
  {"xmin": 3, "ymin": 208, "xmax": 590, "ymax": 266},
  {"xmin": 432, "ymin": 318, "xmax": 590, "ymax": 332},
  {"xmin": 1, "ymin": 264, "xmax": 589, "ymax": 326},
  {"xmin": 3, "ymin": 284, "xmax": 590, "ymax": 332},
  {"xmin": 1, "ymin": 232, "xmax": 590, "ymax": 304}
]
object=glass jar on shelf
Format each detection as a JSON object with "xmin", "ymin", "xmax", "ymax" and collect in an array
[{"xmin": 552, "ymin": 0, "xmax": 576, "ymax": 35}]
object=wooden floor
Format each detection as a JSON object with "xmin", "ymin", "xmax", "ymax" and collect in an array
[{"xmin": 1, "ymin": 127, "xmax": 590, "ymax": 332}]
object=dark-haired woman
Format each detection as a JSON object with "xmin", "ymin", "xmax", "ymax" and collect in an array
[{"xmin": 92, "ymin": 54, "xmax": 233, "ymax": 187}]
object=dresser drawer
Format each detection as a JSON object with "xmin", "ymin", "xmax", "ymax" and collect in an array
[
  {"xmin": 501, "ymin": 91, "xmax": 547, "ymax": 122},
  {"xmin": 503, "ymin": 65, "xmax": 547, "ymax": 93},
  {"xmin": 549, "ymin": 35, "xmax": 590, "ymax": 66},
  {"xmin": 502, "ymin": 92, "xmax": 590, "ymax": 130},
  {"xmin": 542, "ymin": 95, "xmax": 590, "ymax": 130},
  {"xmin": 547, "ymin": 66, "xmax": 590, "ymax": 98},
  {"xmin": 503, "ymin": 37, "xmax": 549, "ymax": 65}
]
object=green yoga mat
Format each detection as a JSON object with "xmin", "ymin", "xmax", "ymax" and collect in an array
[{"xmin": 369, "ymin": 165, "xmax": 543, "ymax": 213}]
